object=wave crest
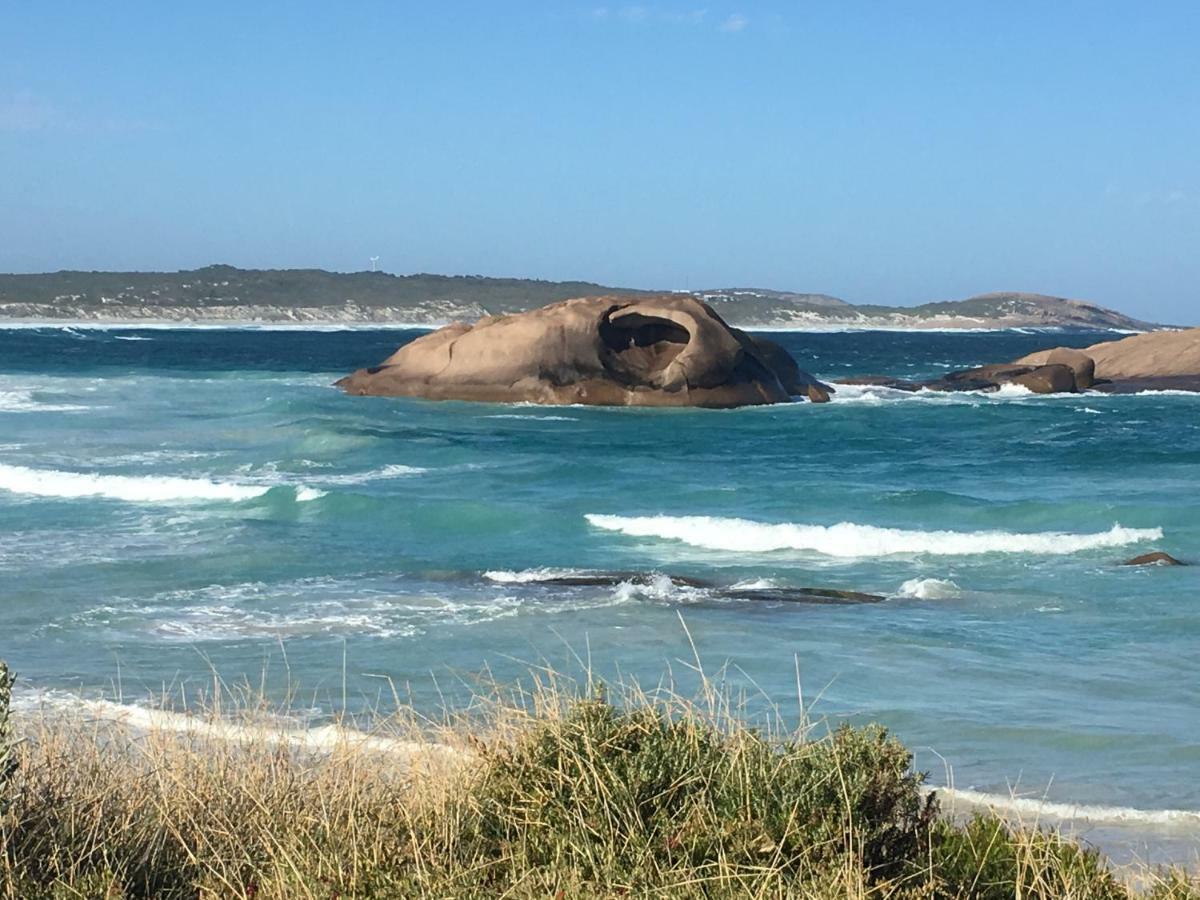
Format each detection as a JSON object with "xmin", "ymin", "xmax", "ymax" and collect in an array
[
  {"xmin": 0, "ymin": 464, "xmax": 320, "ymax": 504},
  {"xmin": 897, "ymin": 578, "xmax": 962, "ymax": 599},
  {"xmin": 584, "ymin": 514, "xmax": 1162, "ymax": 558},
  {"xmin": 937, "ymin": 786, "xmax": 1200, "ymax": 828}
]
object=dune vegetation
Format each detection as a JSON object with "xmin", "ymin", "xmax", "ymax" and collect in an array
[{"xmin": 0, "ymin": 658, "xmax": 1196, "ymax": 899}]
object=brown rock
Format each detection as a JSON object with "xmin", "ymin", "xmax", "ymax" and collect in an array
[
  {"xmin": 806, "ymin": 383, "xmax": 832, "ymax": 403},
  {"xmin": 747, "ymin": 334, "xmax": 832, "ymax": 398},
  {"xmin": 1122, "ymin": 551, "xmax": 1186, "ymax": 566},
  {"xmin": 1043, "ymin": 348, "xmax": 1096, "ymax": 389},
  {"xmin": 940, "ymin": 363, "xmax": 1078, "ymax": 394},
  {"xmin": 337, "ymin": 294, "xmax": 829, "ymax": 408},
  {"xmin": 1010, "ymin": 364, "xmax": 1079, "ymax": 394},
  {"xmin": 1017, "ymin": 328, "xmax": 1200, "ymax": 382}
]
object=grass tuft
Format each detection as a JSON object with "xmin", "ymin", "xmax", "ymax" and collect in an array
[
  {"xmin": 0, "ymin": 662, "xmax": 15, "ymax": 809},
  {"xmin": 0, "ymin": 662, "xmax": 1196, "ymax": 899}
]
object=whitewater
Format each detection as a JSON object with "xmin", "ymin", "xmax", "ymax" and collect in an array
[{"xmin": 1, "ymin": 324, "xmax": 1198, "ymax": 864}]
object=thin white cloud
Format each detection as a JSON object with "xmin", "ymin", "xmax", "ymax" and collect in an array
[
  {"xmin": 719, "ymin": 12, "xmax": 748, "ymax": 32},
  {"xmin": 1105, "ymin": 183, "xmax": 1191, "ymax": 207},
  {"xmin": 0, "ymin": 90, "xmax": 162, "ymax": 135},
  {"xmin": 663, "ymin": 9, "xmax": 708, "ymax": 24},
  {"xmin": 587, "ymin": 6, "xmax": 713, "ymax": 28},
  {"xmin": 0, "ymin": 90, "xmax": 59, "ymax": 132}
]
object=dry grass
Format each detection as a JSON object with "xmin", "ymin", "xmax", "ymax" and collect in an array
[{"xmin": 0, "ymin": 660, "xmax": 1196, "ymax": 899}]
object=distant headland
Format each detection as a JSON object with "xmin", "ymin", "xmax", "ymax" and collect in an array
[{"xmin": 0, "ymin": 264, "xmax": 1166, "ymax": 331}]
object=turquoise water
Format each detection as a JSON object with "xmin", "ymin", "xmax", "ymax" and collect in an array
[{"xmin": 1, "ymin": 325, "xmax": 1198, "ymax": 856}]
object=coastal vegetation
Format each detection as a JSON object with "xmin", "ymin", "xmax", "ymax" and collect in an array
[
  {"xmin": 0, "ymin": 266, "xmax": 1161, "ymax": 330},
  {"xmin": 0, "ymin": 662, "xmax": 1196, "ymax": 899}
]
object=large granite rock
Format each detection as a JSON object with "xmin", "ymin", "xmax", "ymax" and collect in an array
[
  {"xmin": 1039, "ymin": 348, "xmax": 1096, "ymax": 389},
  {"xmin": 1017, "ymin": 328, "xmax": 1200, "ymax": 389},
  {"xmin": 337, "ymin": 294, "xmax": 829, "ymax": 408}
]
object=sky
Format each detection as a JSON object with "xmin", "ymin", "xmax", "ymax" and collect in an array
[{"xmin": 1, "ymin": 2, "xmax": 1197, "ymax": 322}]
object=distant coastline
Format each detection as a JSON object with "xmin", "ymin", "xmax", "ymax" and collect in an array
[
  {"xmin": 0, "ymin": 315, "xmax": 1148, "ymax": 334},
  {"xmin": 0, "ymin": 264, "xmax": 1167, "ymax": 332}
]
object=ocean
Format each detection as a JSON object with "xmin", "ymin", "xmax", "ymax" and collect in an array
[{"xmin": 1, "ymin": 325, "xmax": 1197, "ymax": 862}]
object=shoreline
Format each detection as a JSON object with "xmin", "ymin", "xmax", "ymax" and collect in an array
[
  {"xmin": 10, "ymin": 686, "xmax": 1200, "ymax": 876},
  {"xmin": 0, "ymin": 316, "xmax": 1151, "ymax": 335}
]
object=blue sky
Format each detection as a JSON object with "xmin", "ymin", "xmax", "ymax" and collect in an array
[{"xmin": 1, "ymin": 2, "xmax": 1197, "ymax": 321}]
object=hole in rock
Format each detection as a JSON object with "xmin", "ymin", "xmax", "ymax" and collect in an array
[{"xmin": 599, "ymin": 311, "xmax": 690, "ymax": 381}]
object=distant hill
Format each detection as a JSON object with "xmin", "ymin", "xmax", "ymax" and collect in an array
[
  {"xmin": 693, "ymin": 287, "xmax": 1162, "ymax": 330},
  {"xmin": 0, "ymin": 266, "xmax": 1164, "ymax": 331}
]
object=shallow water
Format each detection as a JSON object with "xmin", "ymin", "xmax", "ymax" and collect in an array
[{"xmin": 1, "ymin": 325, "xmax": 1198, "ymax": 862}]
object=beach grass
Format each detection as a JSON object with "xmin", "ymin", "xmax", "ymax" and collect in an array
[{"xmin": 0, "ymin": 660, "xmax": 1196, "ymax": 899}]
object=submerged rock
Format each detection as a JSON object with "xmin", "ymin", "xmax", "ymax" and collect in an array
[
  {"xmin": 1122, "ymin": 551, "xmax": 1186, "ymax": 567},
  {"xmin": 939, "ymin": 363, "xmax": 1081, "ymax": 394},
  {"xmin": 844, "ymin": 363, "xmax": 1086, "ymax": 395},
  {"xmin": 720, "ymin": 586, "xmax": 884, "ymax": 605},
  {"xmin": 337, "ymin": 295, "xmax": 829, "ymax": 408},
  {"xmin": 482, "ymin": 571, "xmax": 883, "ymax": 604}
]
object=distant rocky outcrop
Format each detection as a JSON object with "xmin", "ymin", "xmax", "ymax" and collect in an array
[
  {"xmin": 337, "ymin": 295, "xmax": 829, "ymax": 408},
  {"xmin": 845, "ymin": 328, "xmax": 1200, "ymax": 397},
  {"xmin": 1017, "ymin": 328, "xmax": 1200, "ymax": 391}
]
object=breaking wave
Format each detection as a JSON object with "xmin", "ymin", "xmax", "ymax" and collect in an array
[
  {"xmin": 937, "ymin": 786, "xmax": 1200, "ymax": 828},
  {"xmin": 483, "ymin": 568, "xmax": 595, "ymax": 584},
  {"xmin": 897, "ymin": 578, "xmax": 963, "ymax": 599},
  {"xmin": 584, "ymin": 514, "xmax": 1163, "ymax": 558},
  {"xmin": 9, "ymin": 692, "xmax": 451, "ymax": 759},
  {"xmin": 0, "ymin": 388, "xmax": 89, "ymax": 413},
  {"xmin": 0, "ymin": 463, "xmax": 321, "ymax": 504},
  {"xmin": 311, "ymin": 464, "xmax": 428, "ymax": 484}
]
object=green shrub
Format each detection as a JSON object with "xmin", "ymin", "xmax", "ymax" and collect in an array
[
  {"xmin": 453, "ymin": 692, "xmax": 936, "ymax": 892},
  {"xmin": 928, "ymin": 813, "xmax": 1128, "ymax": 900},
  {"xmin": 1142, "ymin": 871, "xmax": 1200, "ymax": 900},
  {"xmin": 3, "ymin": 676, "xmax": 1198, "ymax": 898}
]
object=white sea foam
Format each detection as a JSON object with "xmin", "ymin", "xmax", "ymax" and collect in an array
[
  {"xmin": 0, "ymin": 388, "xmax": 89, "ymax": 413},
  {"xmin": 113, "ymin": 334, "xmax": 153, "ymax": 341},
  {"xmin": 611, "ymin": 573, "xmax": 700, "ymax": 604},
  {"xmin": 312, "ymin": 464, "xmax": 428, "ymax": 484},
  {"xmin": 824, "ymin": 382, "xmax": 1126, "ymax": 407},
  {"xmin": 0, "ymin": 463, "xmax": 320, "ymax": 504},
  {"xmin": 10, "ymin": 692, "xmax": 455, "ymax": 760},
  {"xmin": 484, "ymin": 413, "xmax": 581, "ymax": 421},
  {"xmin": 936, "ymin": 786, "xmax": 1200, "ymax": 829},
  {"xmin": 482, "ymin": 568, "xmax": 700, "ymax": 604},
  {"xmin": 897, "ymin": 578, "xmax": 962, "ymax": 599},
  {"xmin": 149, "ymin": 604, "xmax": 415, "ymax": 641},
  {"xmin": 483, "ymin": 567, "xmax": 595, "ymax": 583},
  {"xmin": 62, "ymin": 574, "xmax": 641, "ymax": 642},
  {"xmin": 729, "ymin": 577, "xmax": 779, "ymax": 590},
  {"xmin": 584, "ymin": 514, "xmax": 1163, "ymax": 558}
]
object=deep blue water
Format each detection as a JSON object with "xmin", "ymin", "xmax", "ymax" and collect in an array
[{"xmin": 1, "ymin": 325, "xmax": 1198, "ymax": 858}]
